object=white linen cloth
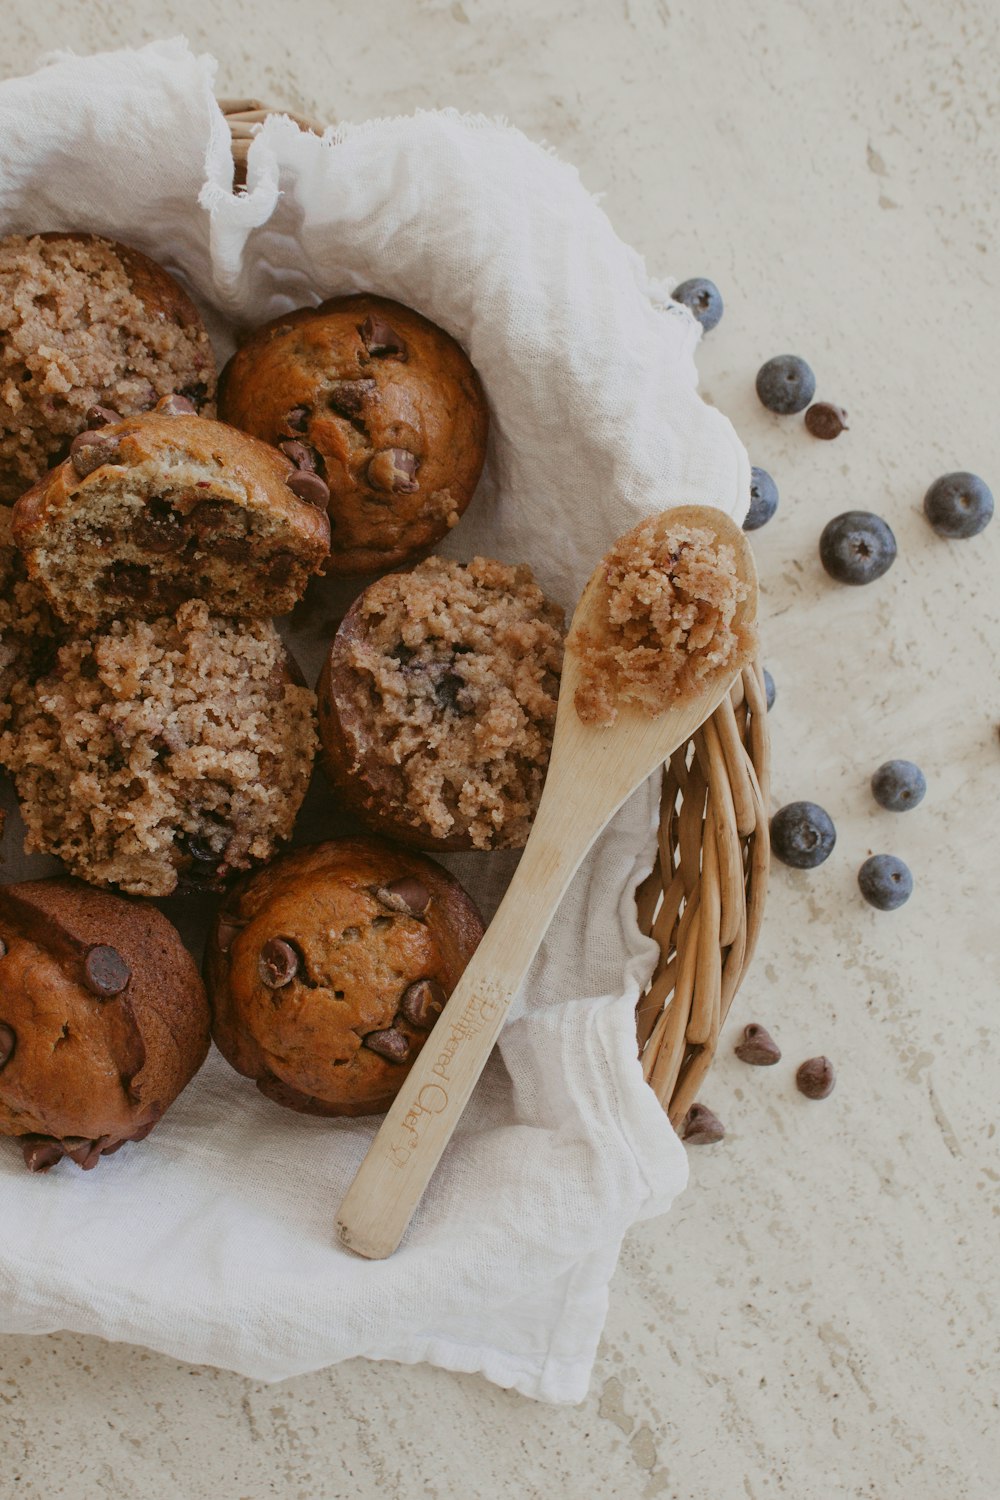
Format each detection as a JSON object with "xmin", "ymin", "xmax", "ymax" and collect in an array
[{"xmin": 0, "ymin": 38, "xmax": 749, "ymax": 1402}]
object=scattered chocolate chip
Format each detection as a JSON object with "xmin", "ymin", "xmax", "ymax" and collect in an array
[
  {"xmin": 133, "ymin": 502, "xmax": 185, "ymax": 554},
  {"xmin": 796, "ymin": 1056, "xmax": 836, "ymax": 1099},
  {"xmin": 328, "ymin": 378, "xmax": 377, "ymax": 418},
  {"xmin": 367, "ymin": 447, "xmax": 419, "ymax": 494},
  {"xmin": 374, "ymin": 878, "xmax": 431, "ymax": 917},
  {"xmin": 259, "ymin": 937, "xmax": 299, "ymax": 989},
  {"xmin": 0, "ymin": 1023, "xmax": 16, "ymax": 1069},
  {"xmin": 156, "ymin": 392, "xmax": 198, "ymax": 416},
  {"xmin": 69, "ymin": 429, "xmax": 119, "ymax": 477},
  {"xmin": 734, "ymin": 1023, "xmax": 782, "ymax": 1066},
  {"xmin": 215, "ymin": 916, "xmax": 245, "ymax": 953},
  {"xmin": 359, "ymin": 315, "xmax": 408, "ymax": 360},
  {"xmin": 804, "ymin": 402, "xmax": 849, "ymax": 440},
  {"xmin": 84, "ymin": 944, "xmax": 131, "ymax": 997},
  {"xmin": 363, "ymin": 1027, "xmax": 410, "ymax": 1063},
  {"xmin": 279, "ymin": 440, "xmax": 318, "ymax": 471},
  {"xmin": 284, "ymin": 406, "xmax": 310, "ymax": 433},
  {"xmin": 63, "ymin": 1137, "xmax": 107, "ymax": 1170},
  {"xmin": 106, "ymin": 561, "xmax": 152, "ymax": 600},
  {"xmin": 681, "ymin": 1103, "xmax": 725, "ymax": 1144},
  {"xmin": 399, "ymin": 978, "xmax": 446, "ymax": 1031},
  {"xmin": 287, "ymin": 470, "xmax": 330, "ymax": 508},
  {"xmin": 22, "ymin": 1136, "xmax": 64, "ymax": 1173},
  {"xmin": 85, "ymin": 404, "xmax": 120, "ymax": 429}
]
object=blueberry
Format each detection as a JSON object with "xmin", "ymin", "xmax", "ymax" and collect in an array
[
  {"xmin": 923, "ymin": 471, "xmax": 993, "ymax": 539},
  {"xmin": 744, "ymin": 466, "xmax": 779, "ymax": 531},
  {"xmin": 770, "ymin": 801, "xmax": 836, "ymax": 869},
  {"xmin": 672, "ymin": 277, "xmax": 724, "ymax": 333},
  {"xmin": 858, "ymin": 854, "xmax": 913, "ymax": 910},
  {"xmin": 763, "ymin": 668, "xmax": 776, "ymax": 711},
  {"xmin": 871, "ymin": 759, "xmax": 926, "ymax": 812},
  {"xmin": 819, "ymin": 511, "xmax": 896, "ymax": 585},
  {"xmin": 756, "ymin": 355, "xmax": 816, "ymax": 415}
]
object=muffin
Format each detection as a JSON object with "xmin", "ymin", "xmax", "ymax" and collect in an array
[
  {"xmin": 0, "ymin": 505, "xmax": 60, "ymax": 735},
  {"xmin": 12, "ymin": 401, "xmax": 331, "ymax": 629},
  {"xmin": 0, "ymin": 233, "xmax": 216, "ymax": 504},
  {"xmin": 317, "ymin": 556, "xmax": 565, "ymax": 851},
  {"xmin": 0, "ymin": 877, "xmax": 210, "ymax": 1173},
  {"xmin": 206, "ymin": 837, "xmax": 484, "ymax": 1117},
  {"xmin": 218, "ymin": 294, "xmax": 489, "ymax": 574},
  {"xmin": 0, "ymin": 600, "xmax": 317, "ymax": 897}
]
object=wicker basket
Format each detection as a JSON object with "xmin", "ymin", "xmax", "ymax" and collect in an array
[{"xmin": 220, "ymin": 99, "xmax": 772, "ymax": 1133}]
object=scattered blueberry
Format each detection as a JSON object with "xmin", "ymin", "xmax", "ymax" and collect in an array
[
  {"xmin": 805, "ymin": 402, "xmax": 849, "ymax": 440},
  {"xmin": 756, "ymin": 354, "xmax": 816, "ymax": 415},
  {"xmin": 858, "ymin": 854, "xmax": 913, "ymax": 910},
  {"xmin": 744, "ymin": 466, "xmax": 779, "ymax": 531},
  {"xmin": 763, "ymin": 668, "xmax": 776, "ymax": 711},
  {"xmin": 819, "ymin": 511, "xmax": 897, "ymax": 585},
  {"xmin": 672, "ymin": 277, "xmax": 724, "ymax": 333},
  {"xmin": 871, "ymin": 759, "xmax": 926, "ymax": 812},
  {"xmin": 923, "ymin": 471, "xmax": 994, "ymax": 540},
  {"xmin": 770, "ymin": 801, "xmax": 837, "ymax": 869}
]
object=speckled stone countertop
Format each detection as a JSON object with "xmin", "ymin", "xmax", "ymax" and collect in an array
[{"xmin": 2, "ymin": 2, "xmax": 998, "ymax": 1496}]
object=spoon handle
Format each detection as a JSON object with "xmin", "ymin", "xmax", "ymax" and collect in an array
[{"xmin": 336, "ymin": 804, "xmax": 589, "ymax": 1260}]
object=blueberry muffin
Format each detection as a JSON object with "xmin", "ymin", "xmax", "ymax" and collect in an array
[
  {"xmin": 12, "ymin": 401, "xmax": 331, "ymax": 629},
  {"xmin": 317, "ymin": 556, "xmax": 565, "ymax": 850},
  {"xmin": 205, "ymin": 837, "xmax": 484, "ymax": 1117},
  {"xmin": 0, "ymin": 233, "xmax": 216, "ymax": 503},
  {"xmin": 0, "ymin": 877, "xmax": 210, "ymax": 1173},
  {"xmin": 0, "ymin": 505, "xmax": 59, "ymax": 736},
  {"xmin": 218, "ymin": 294, "xmax": 489, "ymax": 574},
  {"xmin": 0, "ymin": 600, "xmax": 317, "ymax": 897}
]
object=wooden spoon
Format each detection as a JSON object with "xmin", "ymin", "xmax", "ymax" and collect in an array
[{"xmin": 336, "ymin": 505, "xmax": 758, "ymax": 1258}]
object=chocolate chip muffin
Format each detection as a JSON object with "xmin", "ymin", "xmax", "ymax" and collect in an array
[
  {"xmin": 12, "ymin": 401, "xmax": 331, "ymax": 629},
  {"xmin": 0, "ymin": 505, "xmax": 60, "ymax": 736},
  {"xmin": 318, "ymin": 556, "xmax": 565, "ymax": 850},
  {"xmin": 206, "ymin": 837, "xmax": 484, "ymax": 1117},
  {"xmin": 1, "ymin": 600, "xmax": 317, "ymax": 897},
  {"xmin": 218, "ymin": 294, "xmax": 489, "ymax": 574},
  {"xmin": 0, "ymin": 233, "xmax": 217, "ymax": 504},
  {"xmin": 0, "ymin": 877, "xmax": 210, "ymax": 1173}
]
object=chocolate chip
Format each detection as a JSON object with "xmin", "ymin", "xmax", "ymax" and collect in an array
[
  {"xmin": 85, "ymin": 404, "xmax": 120, "ymax": 429},
  {"xmin": 399, "ymin": 978, "xmax": 446, "ymax": 1031},
  {"xmin": 156, "ymin": 392, "xmax": 198, "ymax": 416},
  {"xmin": 0, "ymin": 1023, "xmax": 15, "ymax": 1069},
  {"xmin": 284, "ymin": 406, "xmax": 310, "ymax": 433},
  {"xmin": 213, "ymin": 536, "xmax": 254, "ymax": 563},
  {"xmin": 328, "ymin": 379, "xmax": 377, "ymax": 418},
  {"xmin": 69, "ymin": 429, "xmax": 119, "ymax": 477},
  {"xmin": 434, "ymin": 671, "xmax": 464, "ymax": 712},
  {"xmin": 367, "ymin": 448, "xmax": 419, "ymax": 494},
  {"xmin": 266, "ymin": 551, "xmax": 299, "ymax": 588},
  {"xmin": 363, "ymin": 1027, "xmax": 410, "ymax": 1063},
  {"xmin": 63, "ymin": 1137, "xmax": 107, "ymax": 1170},
  {"xmin": 259, "ymin": 937, "xmax": 299, "ymax": 989},
  {"xmin": 804, "ymin": 402, "xmax": 849, "ymax": 440},
  {"xmin": 359, "ymin": 315, "xmax": 408, "ymax": 360},
  {"xmin": 185, "ymin": 834, "xmax": 221, "ymax": 871},
  {"xmin": 133, "ymin": 502, "xmax": 185, "ymax": 554},
  {"xmin": 681, "ymin": 1103, "xmax": 725, "ymax": 1144},
  {"xmin": 84, "ymin": 944, "xmax": 131, "ymax": 997},
  {"xmin": 106, "ymin": 561, "xmax": 152, "ymax": 600},
  {"xmin": 374, "ymin": 878, "xmax": 431, "ymax": 917},
  {"xmin": 390, "ymin": 643, "xmax": 415, "ymax": 665},
  {"xmin": 190, "ymin": 500, "xmax": 248, "ymax": 539},
  {"xmin": 279, "ymin": 440, "xmax": 318, "ymax": 471},
  {"xmin": 22, "ymin": 1136, "xmax": 64, "ymax": 1173},
  {"xmin": 796, "ymin": 1056, "xmax": 836, "ymax": 1099},
  {"xmin": 287, "ymin": 470, "xmax": 330, "ymax": 508},
  {"xmin": 734, "ymin": 1023, "xmax": 781, "ymax": 1066}
]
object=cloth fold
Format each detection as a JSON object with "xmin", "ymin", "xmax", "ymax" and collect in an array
[{"xmin": 0, "ymin": 38, "xmax": 748, "ymax": 1403}]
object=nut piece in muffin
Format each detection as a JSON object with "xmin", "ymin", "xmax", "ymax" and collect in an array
[
  {"xmin": 318, "ymin": 556, "xmax": 565, "ymax": 851},
  {"xmin": 0, "ymin": 505, "xmax": 60, "ymax": 736},
  {"xmin": 0, "ymin": 600, "xmax": 317, "ymax": 897},
  {"xmin": 0, "ymin": 233, "xmax": 216, "ymax": 503},
  {"xmin": 12, "ymin": 403, "xmax": 331, "ymax": 629},
  {"xmin": 572, "ymin": 514, "xmax": 757, "ymax": 727},
  {"xmin": 206, "ymin": 837, "xmax": 484, "ymax": 1117},
  {"xmin": 218, "ymin": 294, "xmax": 489, "ymax": 574},
  {"xmin": 0, "ymin": 877, "xmax": 210, "ymax": 1172}
]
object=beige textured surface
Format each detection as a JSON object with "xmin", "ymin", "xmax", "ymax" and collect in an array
[{"xmin": 2, "ymin": 2, "xmax": 998, "ymax": 1496}]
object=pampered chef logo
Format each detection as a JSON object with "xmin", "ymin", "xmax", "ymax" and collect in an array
[{"xmin": 387, "ymin": 985, "xmax": 506, "ymax": 1167}]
